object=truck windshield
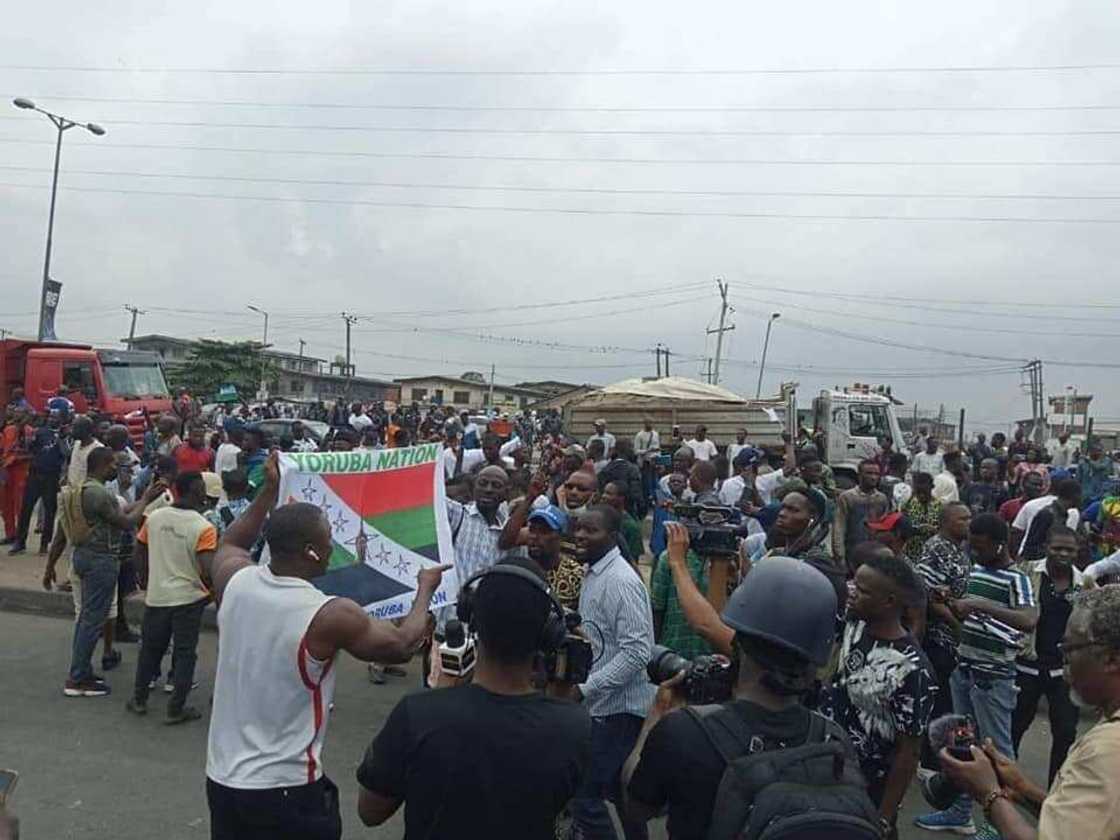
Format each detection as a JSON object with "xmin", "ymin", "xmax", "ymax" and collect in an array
[{"xmin": 101, "ymin": 363, "xmax": 170, "ymax": 399}]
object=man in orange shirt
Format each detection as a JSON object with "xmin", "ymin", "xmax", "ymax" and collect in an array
[
  {"xmin": 0, "ymin": 408, "xmax": 32, "ymax": 544},
  {"xmin": 127, "ymin": 470, "xmax": 218, "ymax": 724}
]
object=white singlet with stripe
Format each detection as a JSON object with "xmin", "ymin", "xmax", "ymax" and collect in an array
[{"xmin": 206, "ymin": 564, "xmax": 338, "ymax": 789}]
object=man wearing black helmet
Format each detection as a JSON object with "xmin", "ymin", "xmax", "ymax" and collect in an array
[{"xmin": 624, "ymin": 558, "xmax": 874, "ymax": 840}]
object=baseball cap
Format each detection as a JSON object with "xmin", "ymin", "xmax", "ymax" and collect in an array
[
  {"xmin": 201, "ymin": 471, "xmax": 223, "ymax": 499},
  {"xmin": 528, "ymin": 505, "xmax": 569, "ymax": 533},
  {"xmin": 594, "ymin": 418, "xmax": 607, "ymax": 426},
  {"xmin": 867, "ymin": 512, "xmax": 914, "ymax": 539},
  {"xmin": 562, "ymin": 444, "xmax": 587, "ymax": 458}
]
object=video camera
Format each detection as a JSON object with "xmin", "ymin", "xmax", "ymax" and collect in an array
[
  {"xmin": 671, "ymin": 504, "xmax": 750, "ymax": 556},
  {"xmin": 439, "ymin": 612, "xmax": 593, "ymax": 685},
  {"xmin": 647, "ymin": 644, "xmax": 735, "ymax": 704},
  {"xmin": 541, "ymin": 610, "xmax": 593, "ymax": 685}
]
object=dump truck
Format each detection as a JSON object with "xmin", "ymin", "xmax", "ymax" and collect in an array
[
  {"xmin": 564, "ymin": 376, "xmax": 908, "ymax": 488},
  {"xmin": 1, "ymin": 339, "xmax": 172, "ymax": 443}
]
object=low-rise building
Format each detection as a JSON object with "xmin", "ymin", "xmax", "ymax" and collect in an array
[
  {"xmin": 394, "ymin": 375, "xmax": 545, "ymax": 412},
  {"xmin": 126, "ymin": 334, "xmax": 398, "ymax": 404}
]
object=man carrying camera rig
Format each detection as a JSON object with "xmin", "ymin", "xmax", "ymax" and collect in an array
[
  {"xmin": 624, "ymin": 557, "xmax": 880, "ymax": 840},
  {"xmin": 356, "ymin": 557, "xmax": 591, "ymax": 839}
]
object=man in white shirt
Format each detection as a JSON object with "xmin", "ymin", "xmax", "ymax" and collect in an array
[
  {"xmin": 1047, "ymin": 432, "xmax": 1077, "ymax": 469},
  {"xmin": 349, "ymin": 403, "xmax": 374, "ymax": 435},
  {"xmin": 215, "ymin": 427, "xmax": 243, "ymax": 478},
  {"xmin": 634, "ymin": 419, "xmax": 661, "ymax": 503},
  {"xmin": 725, "ymin": 428, "xmax": 750, "ymax": 478},
  {"xmin": 719, "ymin": 447, "xmax": 762, "ymax": 507},
  {"xmin": 586, "ymin": 419, "xmax": 616, "ymax": 460},
  {"xmin": 685, "ymin": 425, "xmax": 718, "ymax": 463},
  {"xmin": 912, "ymin": 437, "xmax": 945, "ymax": 478}
]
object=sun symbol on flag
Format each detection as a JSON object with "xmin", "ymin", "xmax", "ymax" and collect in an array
[
  {"xmin": 393, "ymin": 554, "xmax": 412, "ymax": 576},
  {"xmin": 300, "ymin": 478, "xmax": 319, "ymax": 502}
]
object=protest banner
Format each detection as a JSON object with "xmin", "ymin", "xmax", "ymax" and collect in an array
[{"xmin": 276, "ymin": 443, "xmax": 457, "ymax": 619}]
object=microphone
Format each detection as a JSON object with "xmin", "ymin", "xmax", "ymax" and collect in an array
[{"xmin": 438, "ymin": 619, "xmax": 477, "ymax": 678}]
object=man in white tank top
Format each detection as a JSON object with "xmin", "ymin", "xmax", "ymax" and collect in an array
[{"xmin": 199, "ymin": 452, "xmax": 448, "ymax": 840}]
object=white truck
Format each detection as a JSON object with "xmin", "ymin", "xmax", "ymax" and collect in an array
[{"xmin": 564, "ymin": 377, "xmax": 908, "ymax": 489}]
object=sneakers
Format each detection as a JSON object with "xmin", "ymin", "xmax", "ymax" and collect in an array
[
  {"xmin": 64, "ymin": 677, "xmax": 112, "ymax": 697},
  {"xmin": 914, "ymin": 807, "xmax": 976, "ymax": 835},
  {"xmin": 115, "ymin": 627, "xmax": 141, "ymax": 644},
  {"xmin": 7, "ymin": 542, "xmax": 25, "ymax": 556},
  {"xmin": 165, "ymin": 706, "xmax": 203, "ymax": 726},
  {"xmin": 973, "ymin": 824, "xmax": 1002, "ymax": 840},
  {"xmin": 164, "ymin": 680, "xmax": 199, "ymax": 695},
  {"xmin": 368, "ymin": 664, "xmax": 387, "ymax": 685}
]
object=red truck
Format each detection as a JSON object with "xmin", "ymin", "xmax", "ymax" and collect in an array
[{"xmin": 1, "ymin": 340, "xmax": 173, "ymax": 443}]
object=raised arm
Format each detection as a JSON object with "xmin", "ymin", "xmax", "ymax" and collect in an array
[
  {"xmin": 200, "ymin": 451, "xmax": 281, "ymax": 605},
  {"xmin": 662, "ymin": 523, "xmax": 735, "ymax": 656}
]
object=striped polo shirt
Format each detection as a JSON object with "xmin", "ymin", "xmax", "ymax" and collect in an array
[{"xmin": 957, "ymin": 564, "xmax": 1036, "ymax": 677}]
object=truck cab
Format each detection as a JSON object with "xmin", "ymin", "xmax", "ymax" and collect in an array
[
  {"xmin": 812, "ymin": 390, "xmax": 909, "ymax": 487},
  {"xmin": 1, "ymin": 340, "xmax": 172, "ymax": 443}
]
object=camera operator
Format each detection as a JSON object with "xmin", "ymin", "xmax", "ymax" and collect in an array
[
  {"xmin": 658, "ymin": 488, "xmax": 845, "ymax": 659},
  {"xmin": 936, "ymin": 585, "xmax": 1120, "ymax": 840},
  {"xmin": 356, "ymin": 557, "xmax": 591, "ymax": 839},
  {"xmin": 569, "ymin": 504, "xmax": 656, "ymax": 840},
  {"xmin": 624, "ymin": 558, "xmax": 877, "ymax": 840}
]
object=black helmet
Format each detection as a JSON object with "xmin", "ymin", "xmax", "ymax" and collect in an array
[{"xmin": 721, "ymin": 556, "xmax": 838, "ymax": 666}]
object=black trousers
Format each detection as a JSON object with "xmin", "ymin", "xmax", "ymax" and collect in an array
[
  {"xmin": 14, "ymin": 470, "xmax": 59, "ymax": 548},
  {"xmin": 1012, "ymin": 669, "xmax": 1079, "ymax": 786},
  {"xmin": 920, "ymin": 640, "xmax": 957, "ymax": 770},
  {"xmin": 132, "ymin": 598, "xmax": 207, "ymax": 712},
  {"xmin": 207, "ymin": 776, "xmax": 341, "ymax": 840}
]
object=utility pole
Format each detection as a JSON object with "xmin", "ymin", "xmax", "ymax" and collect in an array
[
  {"xmin": 341, "ymin": 312, "xmax": 358, "ymax": 378},
  {"xmin": 705, "ymin": 279, "xmax": 735, "ymax": 385},
  {"xmin": 488, "ymin": 363, "xmax": 496, "ymax": 410},
  {"xmin": 123, "ymin": 304, "xmax": 144, "ymax": 349},
  {"xmin": 655, "ymin": 344, "xmax": 663, "ymax": 378},
  {"xmin": 1022, "ymin": 359, "xmax": 1045, "ymax": 445},
  {"xmin": 705, "ymin": 358, "xmax": 713, "ymax": 384},
  {"xmin": 298, "ymin": 338, "xmax": 306, "ymax": 362}
]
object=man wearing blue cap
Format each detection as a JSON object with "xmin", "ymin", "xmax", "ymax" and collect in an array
[{"xmin": 525, "ymin": 503, "xmax": 583, "ymax": 612}]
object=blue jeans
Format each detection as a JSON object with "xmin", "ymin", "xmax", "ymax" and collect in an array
[
  {"xmin": 944, "ymin": 662, "xmax": 1018, "ymax": 818},
  {"xmin": 570, "ymin": 713, "xmax": 648, "ymax": 840},
  {"xmin": 68, "ymin": 547, "xmax": 120, "ymax": 683}
]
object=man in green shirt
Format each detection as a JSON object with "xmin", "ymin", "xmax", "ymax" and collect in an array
[
  {"xmin": 64, "ymin": 446, "xmax": 163, "ymax": 697},
  {"xmin": 650, "ymin": 521, "xmax": 713, "ymax": 659},
  {"xmin": 602, "ymin": 481, "xmax": 644, "ymax": 564}
]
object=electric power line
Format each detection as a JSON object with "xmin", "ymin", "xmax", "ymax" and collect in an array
[
  {"xmin": 10, "ymin": 93, "xmax": 1120, "ymax": 113},
  {"xmin": 11, "ymin": 115, "xmax": 1120, "ymax": 137},
  {"xmin": 7, "ymin": 136, "xmax": 1120, "ymax": 167},
  {"xmin": 5, "ymin": 181, "xmax": 1119, "ymax": 224},
  {"xmin": 5, "ymin": 61, "xmax": 1120, "ymax": 75},
  {"xmin": 7, "ymin": 164, "xmax": 1120, "ymax": 203}
]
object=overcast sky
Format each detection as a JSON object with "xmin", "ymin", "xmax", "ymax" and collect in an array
[{"xmin": 2, "ymin": 1, "xmax": 1118, "ymax": 434}]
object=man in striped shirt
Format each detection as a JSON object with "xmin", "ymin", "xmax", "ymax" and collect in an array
[{"xmin": 916, "ymin": 513, "xmax": 1038, "ymax": 836}]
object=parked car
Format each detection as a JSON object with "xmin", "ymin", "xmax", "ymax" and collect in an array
[{"xmin": 256, "ymin": 418, "xmax": 330, "ymax": 447}]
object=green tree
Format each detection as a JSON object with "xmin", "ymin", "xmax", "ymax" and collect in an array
[{"xmin": 166, "ymin": 339, "xmax": 276, "ymax": 401}]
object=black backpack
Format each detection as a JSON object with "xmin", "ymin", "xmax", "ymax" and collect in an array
[{"xmin": 685, "ymin": 704, "xmax": 882, "ymax": 840}]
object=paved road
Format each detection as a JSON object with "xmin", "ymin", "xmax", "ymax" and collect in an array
[{"xmin": 2, "ymin": 611, "xmax": 1059, "ymax": 839}]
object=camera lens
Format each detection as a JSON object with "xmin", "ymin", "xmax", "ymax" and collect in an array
[{"xmin": 647, "ymin": 645, "xmax": 690, "ymax": 685}]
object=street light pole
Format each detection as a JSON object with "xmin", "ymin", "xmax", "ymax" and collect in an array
[
  {"xmin": 247, "ymin": 304, "xmax": 269, "ymax": 399},
  {"xmin": 755, "ymin": 313, "xmax": 781, "ymax": 399},
  {"xmin": 12, "ymin": 98, "xmax": 105, "ymax": 341}
]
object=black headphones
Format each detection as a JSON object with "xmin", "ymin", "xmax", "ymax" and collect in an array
[{"xmin": 456, "ymin": 565, "xmax": 567, "ymax": 653}]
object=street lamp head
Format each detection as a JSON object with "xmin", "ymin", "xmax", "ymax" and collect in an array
[
  {"xmin": 86, "ymin": 122, "xmax": 106, "ymax": 136},
  {"xmin": 771, "ymin": 312, "xmax": 781, "ymax": 320},
  {"xmin": 13, "ymin": 97, "xmax": 36, "ymax": 110}
]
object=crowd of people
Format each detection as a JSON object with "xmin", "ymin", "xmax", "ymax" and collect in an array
[{"xmin": 2, "ymin": 389, "xmax": 1120, "ymax": 839}]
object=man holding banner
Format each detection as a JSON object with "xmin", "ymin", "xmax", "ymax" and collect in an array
[{"xmin": 202, "ymin": 452, "xmax": 450, "ymax": 840}]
